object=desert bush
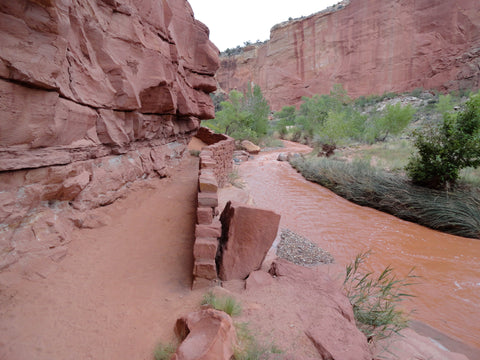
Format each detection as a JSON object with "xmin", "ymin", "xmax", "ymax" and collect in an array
[
  {"xmin": 290, "ymin": 156, "xmax": 480, "ymax": 239},
  {"xmin": 406, "ymin": 90, "xmax": 480, "ymax": 189},
  {"xmin": 343, "ymin": 251, "xmax": 416, "ymax": 341}
]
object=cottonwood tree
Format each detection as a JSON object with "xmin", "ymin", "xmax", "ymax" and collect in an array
[{"xmin": 406, "ymin": 91, "xmax": 480, "ymax": 189}]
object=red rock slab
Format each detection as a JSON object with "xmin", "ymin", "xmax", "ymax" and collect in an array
[
  {"xmin": 193, "ymin": 259, "xmax": 217, "ymax": 280},
  {"xmin": 194, "ymin": 238, "xmax": 219, "ymax": 260},
  {"xmin": 195, "ymin": 223, "xmax": 221, "ymax": 239},
  {"xmin": 173, "ymin": 309, "xmax": 237, "ymax": 360},
  {"xmin": 198, "ymin": 192, "xmax": 218, "ymax": 208},
  {"xmin": 217, "ymin": 201, "xmax": 280, "ymax": 281},
  {"xmin": 197, "ymin": 206, "xmax": 214, "ymax": 225},
  {"xmin": 198, "ymin": 173, "xmax": 218, "ymax": 193}
]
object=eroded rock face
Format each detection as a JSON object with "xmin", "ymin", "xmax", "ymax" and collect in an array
[
  {"xmin": 217, "ymin": 0, "xmax": 480, "ymax": 110},
  {"xmin": 0, "ymin": 0, "xmax": 219, "ymax": 269}
]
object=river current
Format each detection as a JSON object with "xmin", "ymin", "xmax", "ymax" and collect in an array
[{"xmin": 238, "ymin": 141, "xmax": 480, "ymax": 348}]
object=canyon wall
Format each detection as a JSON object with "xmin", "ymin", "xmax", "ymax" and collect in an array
[
  {"xmin": 0, "ymin": 0, "xmax": 219, "ymax": 269},
  {"xmin": 217, "ymin": 0, "xmax": 480, "ymax": 111}
]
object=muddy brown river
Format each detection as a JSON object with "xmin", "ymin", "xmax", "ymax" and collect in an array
[{"xmin": 239, "ymin": 141, "xmax": 480, "ymax": 349}]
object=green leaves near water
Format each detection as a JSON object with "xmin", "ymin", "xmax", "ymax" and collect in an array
[{"xmin": 343, "ymin": 251, "xmax": 418, "ymax": 342}]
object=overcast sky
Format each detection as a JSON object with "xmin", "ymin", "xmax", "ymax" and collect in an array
[{"xmin": 188, "ymin": 0, "xmax": 339, "ymax": 51}]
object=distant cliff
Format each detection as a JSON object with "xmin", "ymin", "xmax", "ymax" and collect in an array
[{"xmin": 216, "ymin": 0, "xmax": 480, "ymax": 110}]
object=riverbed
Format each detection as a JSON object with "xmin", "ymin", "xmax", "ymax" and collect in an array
[{"xmin": 239, "ymin": 141, "xmax": 480, "ymax": 349}]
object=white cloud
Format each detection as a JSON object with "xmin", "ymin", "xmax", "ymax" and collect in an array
[{"xmin": 188, "ymin": 0, "xmax": 339, "ymax": 51}]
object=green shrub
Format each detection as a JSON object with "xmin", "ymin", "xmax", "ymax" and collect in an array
[
  {"xmin": 406, "ymin": 91, "xmax": 480, "ymax": 189},
  {"xmin": 201, "ymin": 291, "xmax": 242, "ymax": 316},
  {"xmin": 228, "ymin": 167, "xmax": 245, "ymax": 188},
  {"xmin": 371, "ymin": 103, "xmax": 416, "ymax": 142},
  {"xmin": 234, "ymin": 322, "xmax": 283, "ymax": 360},
  {"xmin": 153, "ymin": 342, "xmax": 177, "ymax": 360},
  {"xmin": 205, "ymin": 84, "xmax": 270, "ymax": 143},
  {"xmin": 436, "ymin": 94, "xmax": 454, "ymax": 116},
  {"xmin": 343, "ymin": 252, "xmax": 417, "ymax": 341}
]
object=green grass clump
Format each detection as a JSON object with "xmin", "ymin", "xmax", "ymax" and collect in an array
[
  {"xmin": 234, "ymin": 323, "xmax": 283, "ymax": 360},
  {"xmin": 344, "ymin": 252, "xmax": 417, "ymax": 342},
  {"xmin": 153, "ymin": 342, "xmax": 177, "ymax": 360},
  {"xmin": 201, "ymin": 291, "xmax": 242, "ymax": 316},
  {"xmin": 290, "ymin": 156, "xmax": 480, "ymax": 239},
  {"xmin": 228, "ymin": 168, "xmax": 245, "ymax": 189}
]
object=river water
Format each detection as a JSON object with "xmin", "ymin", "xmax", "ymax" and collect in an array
[{"xmin": 238, "ymin": 141, "xmax": 480, "ymax": 349}]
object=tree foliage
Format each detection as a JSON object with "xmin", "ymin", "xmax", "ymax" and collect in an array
[
  {"xmin": 274, "ymin": 84, "xmax": 414, "ymax": 146},
  {"xmin": 406, "ymin": 91, "xmax": 480, "ymax": 189},
  {"xmin": 369, "ymin": 103, "xmax": 416, "ymax": 142},
  {"xmin": 205, "ymin": 84, "xmax": 270, "ymax": 142}
]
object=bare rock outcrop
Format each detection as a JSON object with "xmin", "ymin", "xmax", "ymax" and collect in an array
[
  {"xmin": 0, "ymin": 0, "xmax": 219, "ymax": 269},
  {"xmin": 217, "ymin": 201, "xmax": 281, "ymax": 281},
  {"xmin": 217, "ymin": 0, "xmax": 480, "ymax": 110},
  {"xmin": 239, "ymin": 259, "xmax": 372, "ymax": 359},
  {"xmin": 173, "ymin": 308, "xmax": 237, "ymax": 360}
]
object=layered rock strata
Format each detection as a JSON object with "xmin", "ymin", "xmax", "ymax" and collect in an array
[
  {"xmin": 217, "ymin": 0, "xmax": 480, "ymax": 110},
  {"xmin": 0, "ymin": 0, "xmax": 219, "ymax": 269}
]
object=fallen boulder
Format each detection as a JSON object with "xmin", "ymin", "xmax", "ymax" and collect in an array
[
  {"xmin": 217, "ymin": 201, "xmax": 280, "ymax": 280},
  {"xmin": 240, "ymin": 140, "xmax": 261, "ymax": 154},
  {"xmin": 173, "ymin": 309, "xmax": 237, "ymax": 360}
]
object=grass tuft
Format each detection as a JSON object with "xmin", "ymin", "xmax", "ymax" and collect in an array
[
  {"xmin": 153, "ymin": 342, "xmax": 177, "ymax": 360},
  {"xmin": 234, "ymin": 322, "xmax": 283, "ymax": 360},
  {"xmin": 201, "ymin": 291, "xmax": 242, "ymax": 317},
  {"xmin": 343, "ymin": 251, "xmax": 417, "ymax": 342},
  {"xmin": 228, "ymin": 168, "xmax": 245, "ymax": 189}
]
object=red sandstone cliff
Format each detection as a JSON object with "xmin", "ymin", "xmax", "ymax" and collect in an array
[
  {"xmin": 216, "ymin": 0, "xmax": 480, "ymax": 111},
  {"xmin": 0, "ymin": 0, "xmax": 218, "ymax": 269}
]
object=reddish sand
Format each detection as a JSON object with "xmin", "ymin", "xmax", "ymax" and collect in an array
[{"xmin": 0, "ymin": 155, "xmax": 204, "ymax": 360}]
